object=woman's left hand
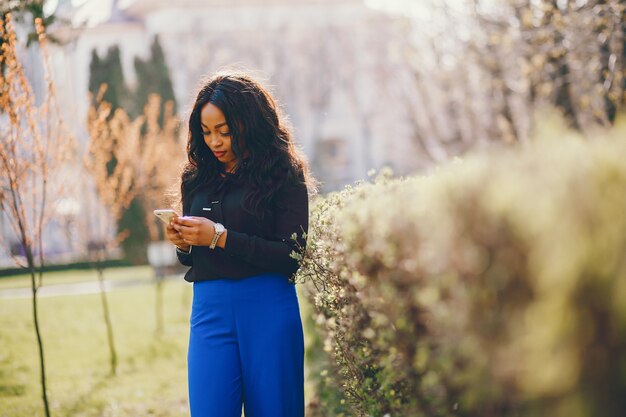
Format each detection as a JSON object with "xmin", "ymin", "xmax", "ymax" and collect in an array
[{"xmin": 172, "ymin": 216, "xmax": 215, "ymax": 246}]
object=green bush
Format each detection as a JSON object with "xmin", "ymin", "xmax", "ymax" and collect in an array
[
  {"xmin": 298, "ymin": 182, "xmax": 400, "ymax": 416},
  {"xmin": 297, "ymin": 114, "xmax": 626, "ymax": 417}
]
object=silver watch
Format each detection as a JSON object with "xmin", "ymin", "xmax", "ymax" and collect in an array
[{"xmin": 209, "ymin": 223, "xmax": 225, "ymax": 249}]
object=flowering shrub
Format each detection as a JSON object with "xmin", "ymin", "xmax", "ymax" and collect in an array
[{"xmin": 297, "ymin": 115, "xmax": 626, "ymax": 417}]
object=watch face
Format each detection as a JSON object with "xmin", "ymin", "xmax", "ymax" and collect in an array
[{"xmin": 215, "ymin": 223, "xmax": 225, "ymax": 233}]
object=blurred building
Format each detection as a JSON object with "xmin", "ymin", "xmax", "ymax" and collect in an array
[
  {"xmin": 1, "ymin": 0, "xmax": 424, "ymax": 267},
  {"xmin": 51, "ymin": 0, "xmax": 422, "ymax": 190}
]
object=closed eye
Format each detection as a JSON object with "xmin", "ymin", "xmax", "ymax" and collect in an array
[{"xmin": 202, "ymin": 131, "xmax": 230, "ymax": 136}]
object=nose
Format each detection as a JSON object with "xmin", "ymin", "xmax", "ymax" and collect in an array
[{"xmin": 207, "ymin": 133, "xmax": 222, "ymax": 148}]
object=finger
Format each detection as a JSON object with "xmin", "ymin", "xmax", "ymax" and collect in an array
[
  {"xmin": 169, "ymin": 231, "xmax": 186, "ymax": 243},
  {"xmin": 177, "ymin": 229, "xmax": 198, "ymax": 242},
  {"xmin": 178, "ymin": 234, "xmax": 193, "ymax": 245},
  {"xmin": 169, "ymin": 236, "xmax": 182, "ymax": 245},
  {"xmin": 169, "ymin": 235, "xmax": 185, "ymax": 245},
  {"xmin": 173, "ymin": 223, "xmax": 198, "ymax": 234},
  {"xmin": 167, "ymin": 230, "xmax": 188, "ymax": 245},
  {"xmin": 174, "ymin": 216, "xmax": 198, "ymax": 226}
]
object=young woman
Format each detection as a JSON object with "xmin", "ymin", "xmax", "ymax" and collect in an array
[{"xmin": 165, "ymin": 71, "xmax": 315, "ymax": 417}]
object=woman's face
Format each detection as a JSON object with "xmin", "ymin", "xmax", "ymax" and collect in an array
[{"xmin": 200, "ymin": 102, "xmax": 238, "ymax": 173}]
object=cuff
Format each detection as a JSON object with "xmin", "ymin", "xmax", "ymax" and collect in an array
[{"xmin": 176, "ymin": 245, "xmax": 192, "ymax": 255}]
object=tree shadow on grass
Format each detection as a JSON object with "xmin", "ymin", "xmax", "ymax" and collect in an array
[{"xmin": 0, "ymin": 357, "xmax": 27, "ymax": 399}]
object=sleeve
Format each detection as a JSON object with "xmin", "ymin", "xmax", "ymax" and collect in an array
[
  {"xmin": 222, "ymin": 178, "xmax": 309, "ymax": 277},
  {"xmin": 175, "ymin": 197, "xmax": 194, "ymax": 267}
]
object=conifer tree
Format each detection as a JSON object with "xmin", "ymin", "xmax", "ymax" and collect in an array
[
  {"xmin": 88, "ymin": 45, "xmax": 149, "ymax": 263},
  {"xmin": 134, "ymin": 35, "xmax": 177, "ymax": 122},
  {"xmin": 88, "ymin": 45, "xmax": 132, "ymax": 114},
  {"xmin": 87, "ymin": 37, "xmax": 178, "ymax": 264}
]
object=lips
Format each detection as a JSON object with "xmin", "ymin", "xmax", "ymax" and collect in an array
[{"xmin": 213, "ymin": 151, "xmax": 226, "ymax": 158}]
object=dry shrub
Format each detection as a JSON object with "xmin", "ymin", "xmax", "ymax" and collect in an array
[
  {"xmin": 137, "ymin": 94, "xmax": 184, "ymax": 242},
  {"xmin": 83, "ymin": 86, "xmax": 142, "ymax": 252},
  {"xmin": 0, "ymin": 13, "xmax": 75, "ymax": 417},
  {"xmin": 83, "ymin": 89, "xmax": 184, "ymax": 254}
]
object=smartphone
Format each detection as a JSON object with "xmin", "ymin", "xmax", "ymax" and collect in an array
[{"xmin": 153, "ymin": 209, "xmax": 180, "ymax": 225}]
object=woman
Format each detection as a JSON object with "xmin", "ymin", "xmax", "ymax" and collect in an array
[{"xmin": 165, "ymin": 70, "xmax": 315, "ymax": 417}]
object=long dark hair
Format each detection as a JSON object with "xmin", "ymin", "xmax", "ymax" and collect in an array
[{"xmin": 180, "ymin": 70, "xmax": 316, "ymax": 218}]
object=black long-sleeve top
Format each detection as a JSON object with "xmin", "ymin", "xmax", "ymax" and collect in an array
[{"xmin": 175, "ymin": 171, "xmax": 309, "ymax": 283}]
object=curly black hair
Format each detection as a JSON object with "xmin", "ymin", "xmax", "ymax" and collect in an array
[{"xmin": 180, "ymin": 70, "xmax": 316, "ymax": 219}]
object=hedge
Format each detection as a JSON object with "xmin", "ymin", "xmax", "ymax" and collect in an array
[{"xmin": 297, "ymin": 115, "xmax": 626, "ymax": 417}]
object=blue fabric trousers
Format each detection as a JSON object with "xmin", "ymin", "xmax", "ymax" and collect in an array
[{"xmin": 187, "ymin": 272, "xmax": 305, "ymax": 417}]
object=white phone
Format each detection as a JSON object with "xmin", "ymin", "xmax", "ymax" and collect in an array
[{"xmin": 153, "ymin": 209, "xmax": 180, "ymax": 225}]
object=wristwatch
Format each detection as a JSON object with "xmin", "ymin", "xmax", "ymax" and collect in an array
[{"xmin": 209, "ymin": 223, "xmax": 225, "ymax": 249}]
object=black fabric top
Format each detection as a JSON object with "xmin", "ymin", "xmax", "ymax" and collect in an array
[{"xmin": 175, "ymin": 170, "xmax": 309, "ymax": 282}]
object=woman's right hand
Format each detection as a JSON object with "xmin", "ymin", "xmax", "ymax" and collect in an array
[{"xmin": 165, "ymin": 216, "xmax": 191, "ymax": 251}]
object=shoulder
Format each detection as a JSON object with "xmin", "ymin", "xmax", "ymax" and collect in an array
[
  {"xmin": 274, "ymin": 169, "xmax": 308, "ymax": 208},
  {"xmin": 281, "ymin": 165, "xmax": 307, "ymax": 192}
]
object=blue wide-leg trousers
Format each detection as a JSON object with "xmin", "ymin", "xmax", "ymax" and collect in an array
[{"xmin": 187, "ymin": 273, "xmax": 305, "ymax": 417}]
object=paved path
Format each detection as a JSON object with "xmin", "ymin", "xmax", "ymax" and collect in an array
[{"xmin": 0, "ymin": 274, "xmax": 182, "ymax": 300}]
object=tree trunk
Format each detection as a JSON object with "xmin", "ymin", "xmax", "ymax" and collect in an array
[
  {"xmin": 155, "ymin": 269, "xmax": 164, "ymax": 335},
  {"xmin": 26, "ymin": 249, "xmax": 51, "ymax": 417},
  {"xmin": 96, "ymin": 264, "xmax": 118, "ymax": 375}
]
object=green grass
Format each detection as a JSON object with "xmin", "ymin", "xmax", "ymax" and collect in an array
[{"xmin": 0, "ymin": 267, "xmax": 316, "ymax": 416}]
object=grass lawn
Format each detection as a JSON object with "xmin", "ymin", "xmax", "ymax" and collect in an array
[
  {"xmin": 0, "ymin": 266, "xmax": 155, "ymax": 290},
  {"xmin": 0, "ymin": 266, "xmax": 317, "ymax": 416}
]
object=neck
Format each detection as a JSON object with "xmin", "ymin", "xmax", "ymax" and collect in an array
[{"xmin": 223, "ymin": 163, "xmax": 236, "ymax": 175}]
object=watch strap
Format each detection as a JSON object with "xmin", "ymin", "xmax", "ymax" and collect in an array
[{"xmin": 209, "ymin": 224, "xmax": 224, "ymax": 249}]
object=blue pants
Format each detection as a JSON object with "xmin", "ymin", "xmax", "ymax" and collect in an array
[{"xmin": 187, "ymin": 273, "xmax": 305, "ymax": 417}]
